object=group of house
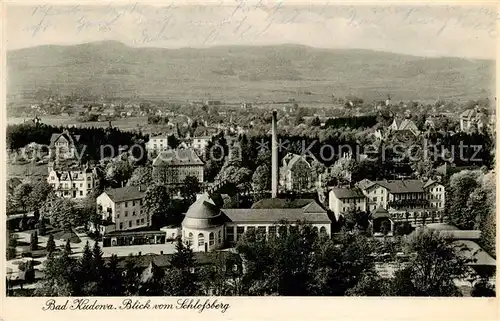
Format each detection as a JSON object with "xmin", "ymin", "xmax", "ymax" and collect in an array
[
  {"xmin": 90, "ymin": 111, "xmax": 449, "ymax": 251},
  {"xmin": 329, "ymin": 178, "xmax": 445, "ymax": 233}
]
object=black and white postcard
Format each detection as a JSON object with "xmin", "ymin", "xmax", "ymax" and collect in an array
[{"xmin": 2, "ymin": 1, "xmax": 498, "ymax": 320}]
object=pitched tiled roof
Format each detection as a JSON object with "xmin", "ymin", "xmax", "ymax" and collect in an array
[
  {"xmin": 423, "ymin": 224, "xmax": 481, "ymax": 240},
  {"xmin": 423, "ymin": 179, "xmax": 440, "ymax": 188},
  {"xmin": 372, "ymin": 206, "xmax": 390, "ymax": 219},
  {"xmin": 282, "ymin": 153, "xmax": 313, "ymax": 169},
  {"xmin": 152, "ymin": 148, "xmax": 204, "ymax": 166},
  {"xmin": 50, "ymin": 131, "xmax": 80, "ymax": 145},
  {"xmin": 425, "ymin": 223, "xmax": 459, "ymax": 231},
  {"xmin": 372, "ymin": 180, "xmax": 425, "ymax": 194},
  {"xmin": 251, "ymin": 198, "xmax": 321, "ymax": 210},
  {"xmin": 330, "ymin": 187, "xmax": 365, "ymax": 199},
  {"xmin": 104, "ymin": 186, "xmax": 146, "ymax": 202},
  {"xmin": 357, "ymin": 179, "xmax": 375, "ymax": 190},
  {"xmin": 460, "ymin": 109, "xmax": 476, "ymax": 119},
  {"xmin": 221, "ymin": 208, "xmax": 331, "ymax": 224}
]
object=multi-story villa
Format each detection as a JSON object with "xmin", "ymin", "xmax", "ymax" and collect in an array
[
  {"xmin": 152, "ymin": 147, "xmax": 204, "ymax": 185},
  {"xmin": 388, "ymin": 117, "xmax": 420, "ymax": 137},
  {"xmin": 146, "ymin": 134, "xmax": 172, "ymax": 153},
  {"xmin": 191, "ymin": 136, "xmax": 212, "ymax": 155},
  {"xmin": 280, "ymin": 153, "xmax": 318, "ymax": 192},
  {"xmin": 460, "ymin": 107, "xmax": 488, "ymax": 132},
  {"xmin": 328, "ymin": 187, "xmax": 367, "ymax": 221},
  {"xmin": 96, "ymin": 186, "xmax": 149, "ymax": 235},
  {"xmin": 356, "ymin": 178, "xmax": 445, "ymax": 224},
  {"xmin": 49, "ymin": 129, "xmax": 81, "ymax": 160},
  {"xmin": 47, "ymin": 164, "xmax": 98, "ymax": 199}
]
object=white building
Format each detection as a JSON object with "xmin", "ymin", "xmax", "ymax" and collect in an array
[
  {"xmin": 181, "ymin": 193, "xmax": 225, "ymax": 253},
  {"xmin": 328, "ymin": 187, "xmax": 367, "ymax": 221},
  {"xmin": 460, "ymin": 107, "xmax": 488, "ymax": 132},
  {"xmin": 192, "ymin": 136, "xmax": 212, "ymax": 154},
  {"xmin": 96, "ymin": 186, "xmax": 149, "ymax": 235},
  {"xmin": 222, "ymin": 198, "xmax": 331, "ymax": 246},
  {"xmin": 280, "ymin": 153, "xmax": 317, "ymax": 191},
  {"xmin": 357, "ymin": 179, "xmax": 445, "ymax": 224},
  {"xmin": 49, "ymin": 130, "xmax": 81, "ymax": 160},
  {"xmin": 47, "ymin": 165, "xmax": 98, "ymax": 199},
  {"xmin": 146, "ymin": 135, "xmax": 171, "ymax": 152},
  {"xmin": 180, "ymin": 194, "xmax": 332, "ymax": 252}
]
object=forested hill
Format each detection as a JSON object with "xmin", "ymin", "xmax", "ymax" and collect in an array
[{"xmin": 7, "ymin": 41, "xmax": 494, "ymax": 104}]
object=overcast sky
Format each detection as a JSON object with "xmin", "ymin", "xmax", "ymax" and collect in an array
[{"xmin": 6, "ymin": 2, "xmax": 498, "ymax": 59}]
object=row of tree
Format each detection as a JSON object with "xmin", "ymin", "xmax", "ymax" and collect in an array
[
  {"xmin": 446, "ymin": 169, "xmax": 496, "ymax": 257},
  {"xmin": 30, "ymin": 223, "xmax": 493, "ymax": 297}
]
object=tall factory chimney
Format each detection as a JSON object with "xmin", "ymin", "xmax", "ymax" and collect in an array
[{"xmin": 271, "ymin": 110, "xmax": 278, "ymax": 198}]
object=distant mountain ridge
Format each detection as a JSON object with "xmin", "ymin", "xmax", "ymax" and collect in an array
[{"xmin": 7, "ymin": 41, "xmax": 494, "ymax": 104}]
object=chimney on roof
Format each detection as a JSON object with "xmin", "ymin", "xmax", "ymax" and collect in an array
[{"xmin": 271, "ymin": 110, "xmax": 278, "ymax": 198}]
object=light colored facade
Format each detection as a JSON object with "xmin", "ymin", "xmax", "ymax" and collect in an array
[
  {"xmin": 460, "ymin": 108, "xmax": 488, "ymax": 132},
  {"xmin": 49, "ymin": 130, "xmax": 80, "ymax": 160},
  {"xmin": 146, "ymin": 135, "xmax": 170, "ymax": 152},
  {"xmin": 222, "ymin": 198, "xmax": 332, "ymax": 246},
  {"xmin": 425, "ymin": 181, "xmax": 446, "ymax": 209},
  {"xmin": 280, "ymin": 153, "xmax": 316, "ymax": 191},
  {"xmin": 181, "ymin": 193, "xmax": 225, "ymax": 252},
  {"xmin": 96, "ymin": 186, "xmax": 149, "ymax": 234},
  {"xmin": 389, "ymin": 118, "xmax": 420, "ymax": 137},
  {"xmin": 328, "ymin": 188, "xmax": 367, "ymax": 221},
  {"xmin": 192, "ymin": 136, "xmax": 211, "ymax": 154},
  {"xmin": 223, "ymin": 221, "xmax": 331, "ymax": 245},
  {"xmin": 357, "ymin": 179, "xmax": 445, "ymax": 225},
  {"xmin": 180, "ymin": 194, "xmax": 332, "ymax": 252},
  {"xmin": 47, "ymin": 165, "xmax": 97, "ymax": 199}
]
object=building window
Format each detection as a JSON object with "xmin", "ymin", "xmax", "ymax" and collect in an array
[
  {"xmin": 218, "ymin": 230, "xmax": 221, "ymax": 244},
  {"xmin": 125, "ymin": 211, "xmax": 128, "ymax": 217},
  {"xmin": 188, "ymin": 233, "xmax": 193, "ymax": 245},
  {"xmin": 129, "ymin": 221, "xmax": 132, "ymax": 227},
  {"xmin": 209, "ymin": 233, "xmax": 214, "ymax": 246},
  {"xmin": 320, "ymin": 226, "xmax": 327, "ymax": 235},
  {"xmin": 125, "ymin": 202, "xmax": 128, "ymax": 208},
  {"xmin": 87, "ymin": 183, "xmax": 91, "ymax": 188},
  {"xmin": 268, "ymin": 226, "xmax": 277, "ymax": 237},
  {"xmin": 278, "ymin": 225, "xmax": 287, "ymax": 237},
  {"xmin": 141, "ymin": 218, "xmax": 144, "ymax": 224},
  {"xmin": 136, "ymin": 219, "xmax": 140, "ymax": 225},
  {"xmin": 257, "ymin": 226, "xmax": 266, "ymax": 236},
  {"xmin": 198, "ymin": 233, "xmax": 204, "ymax": 246},
  {"xmin": 236, "ymin": 226, "xmax": 245, "ymax": 241},
  {"xmin": 80, "ymin": 191, "xmax": 83, "ymax": 196},
  {"xmin": 119, "ymin": 222, "xmax": 123, "ymax": 229},
  {"xmin": 133, "ymin": 211, "xmax": 136, "ymax": 216},
  {"xmin": 226, "ymin": 226, "xmax": 235, "ymax": 241},
  {"xmin": 132, "ymin": 201, "xmax": 135, "ymax": 206}
]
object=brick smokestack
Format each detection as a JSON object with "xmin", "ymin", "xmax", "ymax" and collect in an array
[{"xmin": 271, "ymin": 110, "xmax": 278, "ymax": 198}]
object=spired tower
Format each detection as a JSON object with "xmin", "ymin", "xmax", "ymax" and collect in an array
[{"xmin": 271, "ymin": 110, "xmax": 279, "ymax": 198}]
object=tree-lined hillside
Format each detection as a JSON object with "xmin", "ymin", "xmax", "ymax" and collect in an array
[{"xmin": 7, "ymin": 41, "xmax": 494, "ymax": 105}]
